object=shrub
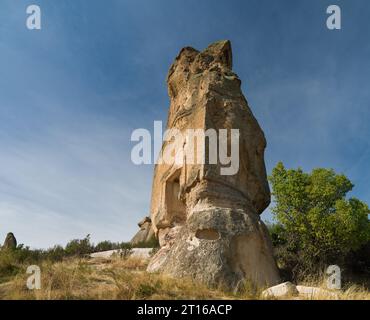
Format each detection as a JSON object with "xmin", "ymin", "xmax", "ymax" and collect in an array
[
  {"xmin": 64, "ymin": 234, "xmax": 94, "ymax": 257},
  {"xmin": 268, "ymin": 162, "xmax": 370, "ymax": 279},
  {"xmin": 133, "ymin": 237, "xmax": 160, "ymax": 249},
  {"xmin": 0, "ymin": 234, "xmax": 162, "ymax": 283}
]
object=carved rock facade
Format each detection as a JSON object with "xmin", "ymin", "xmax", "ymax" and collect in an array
[{"xmin": 147, "ymin": 40, "xmax": 280, "ymax": 289}]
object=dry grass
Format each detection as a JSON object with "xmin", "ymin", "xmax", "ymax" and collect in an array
[
  {"xmin": 0, "ymin": 256, "xmax": 368, "ymax": 300},
  {"xmin": 0, "ymin": 257, "xmax": 231, "ymax": 300},
  {"xmin": 262, "ymin": 274, "xmax": 370, "ymax": 300}
]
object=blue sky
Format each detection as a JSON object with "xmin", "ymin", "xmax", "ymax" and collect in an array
[{"xmin": 0, "ymin": 0, "xmax": 369, "ymax": 248}]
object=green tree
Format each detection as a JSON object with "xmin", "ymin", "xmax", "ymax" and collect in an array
[
  {"xmin": 269, "ymin": 162, "xmax": 370, "ymax": 275},
  {"xmin": 64, "ymin": 234, "xmax": 94, "ymax": 257}
]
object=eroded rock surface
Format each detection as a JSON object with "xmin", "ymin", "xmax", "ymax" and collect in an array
[
  {"xmin": 147, "ymin": 40, "xmax": 280, "ymax": 289},
  {"xmin": 2, "ymin": 232, "xmax": 17, "ymax": 250},
  {"xmin": 262, "ymin": 283, "xmax": 340, "ymax": 299},
  {"xmin": 262, "ymin": 282, "xmax": 298, "ymax": 298},
  {"xmin": 131, "ymin": 217, "xmax": 155, "ymax": 245}
]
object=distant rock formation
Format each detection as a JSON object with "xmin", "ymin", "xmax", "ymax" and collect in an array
[
  {"xmin": 130, "ymin": 217, "xmax": 155, "ymax": 245},
  {"xmin": 2, "ymin": 232, "xmax": 17, "ymax": 249},
  {"xmin": 147, "ymin": 40, "xmax": 280, "ymax": 289}
]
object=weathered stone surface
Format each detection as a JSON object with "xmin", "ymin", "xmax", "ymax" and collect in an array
[
  {"xmin": 262, "ymin": 282, "xmax": 298, "ymax": 298},
  {"xmin": 296, "ymin": 285, "xmax": 339, "ymax": 299},
  {"xmin": 2, "ymin": 232, "xmax": 17, "ymax": 249},
  {"xmin": 147, "ymin": 40, "xmax": 280, "ymax": 289},
  {"xmin": 90, "ymin": 248, "xmax": 153, "ymax": 260},
  {"xmin": 262, "ymin": 283, "xmax": 340, "ymax": 299},
  {"xmin": 130, "ymin": 217, "xmax": 155, "ymax": 245}
]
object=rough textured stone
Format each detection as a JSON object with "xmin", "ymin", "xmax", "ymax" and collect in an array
[
  {"xmin": 296, "ymin": 285, "xmax": 339, "ymax": 299},
  {"xmin": 90, "ymin": 248, "xmax": 153, "ymax": 260},
  {"xmin": 2, "ymin": 232, "xmax": 17, "ymax": 249},
  {"xmin": 262, "ymin": 282, "xmax": 298, "ymax": 298},
  {"xmin": 147, "ymin": 40, "xmax": 280, "ymax": 289},
  {"xmin": 130, "ymin": 217, "xmax": 155, "ymax": 245},
  {"xmin": 262, "ymin": 283, "xmax": 340, "ymax": 299}
]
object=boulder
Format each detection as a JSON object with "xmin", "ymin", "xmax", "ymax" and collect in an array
[
  {"xmin": 296, "ymin": 285, "xmax": 339, "ymax": 299},
  {"xmin": 147, "ymin": 40, "xmax": 280, "ymax": 289},
  {"xmin": 262, "ymin": 282, "xmax": 298, "ymax": 298},
  {"xmin": 2, "ymin": 232, "xmax": 17, "ymax": 250},
  {"xmin": 262, "ymin": 283, "xmax": 340, "ymax": 299},
  {"xmin": 90, "ymin": 248, "xmax": 153, "ymax": 260}
]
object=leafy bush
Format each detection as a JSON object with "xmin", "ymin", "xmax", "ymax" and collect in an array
[
  {"xmin": 0, "ymin": 250, "xmax": 21, "ymax": 281},
  {"xmin": 64, "ymin": 234, "xmax": 94, "ymax": 257},
  {"xmin": 133, "ymin": 237, "xmax": 160, "ymax": 249},
  {"xmin": 268, "ymin": 162, "xmax": 370, "ymax": 279},
  {"xmin": 94, "ymin": 241, "xmax": 133, "ymax": 252}
]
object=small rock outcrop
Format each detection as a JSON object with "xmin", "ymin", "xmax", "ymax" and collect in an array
[
  {"xmin": 262, "ymin": 282, "xmax": 298, "ymax": 298},
  {"xmin": 2, "ymin": 232, "xmax": 17, "ymax": 249},
  {"xmin": 262, "ymin": 282, "xmax": 340, "ymax": 299},
  {"xmin": 130, "ymin": 217, "xmax": 155, "ymax": 245},
  {"xmin": 147, "ymin": 40, "xmax": 280, "ymax": 289}
]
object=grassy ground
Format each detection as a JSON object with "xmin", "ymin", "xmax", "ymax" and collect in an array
[
  {"xmin": 0, "ymin": 256, "xmax": 235, "ymax": 300},
  {"xmin": 0, "ymin": 255, "xmax": 369, "ymax": 300}
]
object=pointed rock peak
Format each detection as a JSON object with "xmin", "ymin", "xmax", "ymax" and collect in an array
[
  {"xmin": 138, "ymin": 216, "xmax": 151, "ymax": 227},
  {"xmin": 3, "ymin": 232, "xmax": 17, "ymax": 249},
  {"xmin": 167, "ymin": 40, "xmax": 234, "ymax": 90},
  {"xmin": 202, "ymin": 40, "xmax": 232, "ymax": 69}
]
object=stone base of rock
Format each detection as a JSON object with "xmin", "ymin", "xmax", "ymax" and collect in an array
[{"xmin": 147, "ymin": 207, "xmax": 280, "ymax": 290}]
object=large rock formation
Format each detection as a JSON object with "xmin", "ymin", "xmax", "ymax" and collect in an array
[
  {"xmin": 130, "ymin": 217, "xmax": 155, "ymax": 245},
  {"xmin": 147, "ymin": 40, "xmax": 280, "ymax": 289},
  {"xmin": 2, "ymin": 232, "xmax": 17, "ymax": 250}
]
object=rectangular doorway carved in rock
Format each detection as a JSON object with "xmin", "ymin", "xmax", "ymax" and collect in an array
[{"xmin": 165, "ymin": 169, "xmax": 186, "ymax": 225}]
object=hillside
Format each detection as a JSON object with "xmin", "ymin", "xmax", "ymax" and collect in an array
[{"xmin": 0, "ymin": 254, "xmax": 368, "ymax": 300}]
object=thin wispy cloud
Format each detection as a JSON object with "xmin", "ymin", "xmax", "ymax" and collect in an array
[{"xmin": 1, "ymin": 0, "xmax": 369, "ymax": 247}]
